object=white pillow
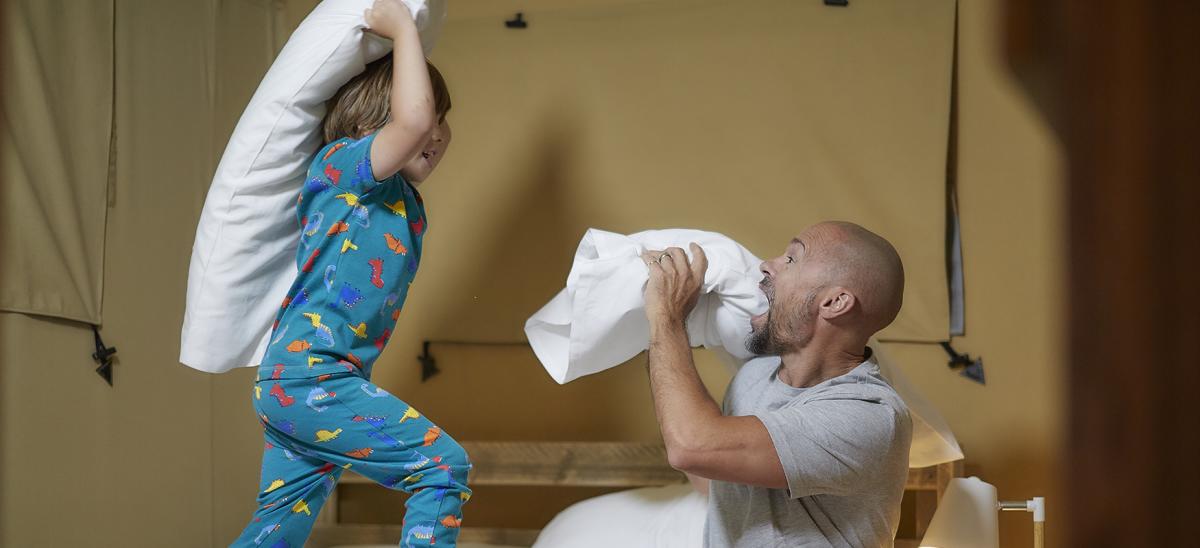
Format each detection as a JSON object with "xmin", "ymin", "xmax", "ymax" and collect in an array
[
  {"xmin": 525, "ymin": 228, "xmax": 766, "ymax": 384},
  {"xmin": 532, "ymin": 484, "xmax": 707, "ymax": 548},
  {"xmin": 180, "ymin": 0, "xmax": 446, "ymax": 373}
]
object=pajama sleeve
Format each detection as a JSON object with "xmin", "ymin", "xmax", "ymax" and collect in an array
[{"xmin": 306, "ymin": 132, "xmax": 395, "ymax": 196}]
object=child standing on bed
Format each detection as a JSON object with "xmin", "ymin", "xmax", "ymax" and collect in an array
[{"xmin": 233, "ymin": 1, "xmax": 469, "ymax": 546}]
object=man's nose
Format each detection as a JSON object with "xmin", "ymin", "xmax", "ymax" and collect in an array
[{"xmin": 759, "ymin": 260, "xmax": 774, "ymax": 279}]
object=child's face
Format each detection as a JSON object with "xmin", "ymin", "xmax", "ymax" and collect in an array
[{"xmin": 400, "ymin": 116, "xmax": 452, "ymax": 185}]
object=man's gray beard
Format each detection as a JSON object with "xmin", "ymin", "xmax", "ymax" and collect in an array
[
  {"xmin": 746, "ymin": 313, "xmax": 781, "ymax": 355},
  {"xmin": 746, "ymin": 291, "xmax": 818, "ymax": 356}
]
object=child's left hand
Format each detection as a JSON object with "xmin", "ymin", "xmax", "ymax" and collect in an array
[{"xmin": 364, "ymin": 0, "xmax": 413, "ymax": 39}]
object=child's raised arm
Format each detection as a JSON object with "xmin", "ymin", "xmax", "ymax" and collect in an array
[{"xmin": 363, "ymin": 0, "xmax": 437, "ymax": 181}]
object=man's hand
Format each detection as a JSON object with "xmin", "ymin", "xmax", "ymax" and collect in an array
[
  {"xmin": 642, "ymin": 243, "xmax": 708, "ymax": 327},
  {"xmin": 641, "ymin": 242, "xmax": 787, "ymax": 491},
  {"xmin": 364, "ymin": 0, "xmax": 414, "ymax": 39}
]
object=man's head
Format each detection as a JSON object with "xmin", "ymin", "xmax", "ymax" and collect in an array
[{"xmin": 747, "ymin": 221, "xmax": 904, "ymax": 355}]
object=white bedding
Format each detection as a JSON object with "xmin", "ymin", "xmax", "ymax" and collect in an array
[{"xmin": 533, "ymin": 484, "xmax": 707, "ymax": 548}]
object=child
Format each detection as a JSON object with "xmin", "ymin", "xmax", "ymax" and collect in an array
[{"xmin": 232, "ymin": 1, "xmax": 468, "ymax": 546}]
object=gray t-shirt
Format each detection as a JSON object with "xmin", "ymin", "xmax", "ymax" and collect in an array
[{"xmin": 705, "ymin": 350, "xmax": 912, "ymax": 547}]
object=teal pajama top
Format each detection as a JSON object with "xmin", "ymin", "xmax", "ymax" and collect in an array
[{"xmin": 261, "ymin": 132, "xmax": 427, "ymax": 381}]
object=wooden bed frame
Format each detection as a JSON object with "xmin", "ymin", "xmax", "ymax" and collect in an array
[{"xmin": 307, "ymin": 441, "xmax": 962, "ymax": 547}]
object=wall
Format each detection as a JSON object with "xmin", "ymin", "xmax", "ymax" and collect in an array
[
  {"xmin": 0, "ymin": 0, "xmax": 1064, "ymax": 546},
  {"xmin": 887, "ymin": 0, "xmax": 1066, "ymax": 545}
]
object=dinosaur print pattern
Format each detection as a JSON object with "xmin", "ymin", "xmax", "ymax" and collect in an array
[
  {"xmin": 335, "ymin": 283, "xmax": 365, "ymax": 310},
  {"xmin": 352, "ymin": 415, "xmax": 388, "ymax": 428},
  {"xmin": 407, "ymin": 524, "xmax": 435, "ymax": 544},
  {"xmin": 300, "ymin": 212, "xmax": 325, "ymax": 248},
  {"xmin": 360, "ymin": 383, "xmax": 389, "ymax": 398},
  {"xmin": 367, "ymin": 430, "xmax": 404, "ymax": 448},
  {"xmin": 269, "ymin": 383, "xmax": 294, "ymax": 407},
  {"xmin": 239, "ymin": 375, "xmax": 472, "ymax": 548},
  {"xmin": 236, "ymin": 134, "xmax": 463, "ymax": 548},
  {"xmin": 254, "ymin": 523, "xmax": 279, "ymax": 545},
  {"xmin": 368, "ymin": 258, "xmax": 385, "ymax": 288},
  {"xmin": 305, "ymin": 387, "xmax": 336, "ymax": 412},
  {"xmin": 323, "ymin": 264, "xmax": 337, "ymax": 291},
  {"xmin": 261, "ymin": 132, "xmax": 427, "ymax": 382},
  {"xmin": 384, "ymin": 233, "xmax": 408, "ymax": 255}
]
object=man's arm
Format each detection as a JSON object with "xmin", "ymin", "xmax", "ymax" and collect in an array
[{"xmin": 643, "ymin": 245, "xmax": 787, "ymax": 490}]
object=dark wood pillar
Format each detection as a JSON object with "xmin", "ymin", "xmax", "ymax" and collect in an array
[{"xmin": 1005, "ymin": 2, "xmax": 1200, "ymax": 546}]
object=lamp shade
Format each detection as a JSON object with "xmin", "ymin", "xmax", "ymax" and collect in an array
[{"xmin": 920, "ymin": 477, "xmax": 1000, "ymax": 548}]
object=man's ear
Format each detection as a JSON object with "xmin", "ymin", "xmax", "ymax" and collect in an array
[{"xmin": 819, "ymin": 288, "xmax": 856, "ymax": 320}]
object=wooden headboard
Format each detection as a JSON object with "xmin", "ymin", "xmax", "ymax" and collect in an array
[{"xmin": 308, "ymin": 441, "xmax": 962, "ymax": 547}]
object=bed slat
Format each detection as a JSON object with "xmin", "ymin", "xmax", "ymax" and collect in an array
[
  {"xmin": 309, "ymin": 524, "xmax": 540, "ymax": 547},
  {"xmin": 338, "ymin": 441, "xmax": 687, "ymax": 487}
]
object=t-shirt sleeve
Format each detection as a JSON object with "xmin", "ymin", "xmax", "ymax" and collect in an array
[
  {"xmin": 755, "ymin": 393, "xmax": 910, "ymax": 499},
  {"xmin": 306, "ymin": 132, "xmax": 391, "ymax": 195}
]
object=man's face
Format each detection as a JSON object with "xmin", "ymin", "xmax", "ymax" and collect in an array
[{"xmin": 747, "ymin": 232, "xmax": 824, "ymax": 355}]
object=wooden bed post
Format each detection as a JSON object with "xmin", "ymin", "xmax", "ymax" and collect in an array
[{"xmin": 1005, "ymin": 1, "xmax": 1200, "ymax": 546}]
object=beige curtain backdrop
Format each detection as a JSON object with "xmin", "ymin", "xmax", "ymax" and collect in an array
[
  {"xmin": 1, "ymin": 0, "xmax": 286, "ymax": 545},
  {"xmin": 3, "ymin": 0, "xmax": 963, "ymax": 545},
  {"xmin": 338, "ymin": 0, "xmax": 956, "ymax": 527},
  {"xmin": 1, "ymin": 0, "xmax": 114, "ymax": 324},
  {"xmin": 427, "ymin": 0, "xmax": 956, "ymax": 344}
]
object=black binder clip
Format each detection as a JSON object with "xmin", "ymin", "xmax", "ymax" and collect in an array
[
  {"xmin": 91, "ymin": 325, "xmax": 117, "ymax": 386},
  {"xmin": 418, "ymin": 340, "xmax": 440, "ymax": 381},
  {"xmin": 940, "ymin": 341, "xmax": 985, "ymax": 385},
  {"xmin": 505, "ymin": 12, "xmax": 528, "ymax": 29}
]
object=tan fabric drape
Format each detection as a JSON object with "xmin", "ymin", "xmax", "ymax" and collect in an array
[
  {"xmin": 432, "ymin": 0, "xmax": 956, "ymax": 341},
  {"xmin": 2, "ymin": 1, "xmax": 284, "ymax": 546},
  {"xmin": 0, "ymin": 0, "xmax": 290, "ymax": 326},
  {"xmin": 1, "ymin": 0, "xmax": 115, "ymax": 324}
]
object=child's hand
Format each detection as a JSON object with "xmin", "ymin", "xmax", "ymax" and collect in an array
[{"xmin": 364, "ymin": 0, "xmax": 413, "ymax": 39}]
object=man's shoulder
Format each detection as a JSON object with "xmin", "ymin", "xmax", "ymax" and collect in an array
[{"xmin": 810, "ymin": 363, "xmax": 909, "ymax": 410}]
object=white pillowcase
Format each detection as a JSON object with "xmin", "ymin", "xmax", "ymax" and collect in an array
[
  {"xmin": 180, "ymin": 0, "xmax": 446, "ymax": 374},
  {"xmin": 525, "ymin": 228, "xmax": 766, "ymax": 384}
]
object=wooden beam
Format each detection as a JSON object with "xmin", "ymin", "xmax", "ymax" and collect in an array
[
  {"xmin": 308, "ymin": 524, "xmax": 540, "ymax": 548},
  {"xmin": 319, "ymin": 441, "xmax": 960, "ymax": 546},
  {"xmin": 339, "ymin": 441, "xmax": 688, "ymax": 487},
  {"xmin": 337, "ymin": 441, "xmax": 957, "ymax": 491}
]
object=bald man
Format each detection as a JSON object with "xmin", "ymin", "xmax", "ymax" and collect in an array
[{"xmin": 642, "ymin": 221, "xmax": 912, "ymax": 548}]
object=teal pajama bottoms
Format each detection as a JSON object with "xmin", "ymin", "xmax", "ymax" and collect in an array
[{"xmin": 231, "ymin": 372, "xmax": 471, "ymax": 547}]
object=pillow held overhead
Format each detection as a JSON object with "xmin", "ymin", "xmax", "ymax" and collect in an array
[{"xmin": 180, "ymin": 0, "xmax": 446, "ymax": 374}]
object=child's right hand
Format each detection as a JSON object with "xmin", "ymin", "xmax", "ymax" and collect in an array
[{"xmin": 364, "ymin": 0, "xmax": 414, "ymax": 39}]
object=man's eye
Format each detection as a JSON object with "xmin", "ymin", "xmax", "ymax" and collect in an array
[{"xmin": 785, "ymin": 256, "xmax": 794, "ymax": 264}]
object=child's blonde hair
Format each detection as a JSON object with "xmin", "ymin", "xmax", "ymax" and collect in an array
[{"xmin": 322, "ymin": 53, "xmax": 452, "ymax": 144}]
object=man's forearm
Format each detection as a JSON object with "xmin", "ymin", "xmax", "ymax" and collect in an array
[{"xmin": 647, "ymin": 318, "xmax": 723, "ymax": 464}]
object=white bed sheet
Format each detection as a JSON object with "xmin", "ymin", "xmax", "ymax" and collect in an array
[{"xmin": 532, "ymin": 484, "xmax": 706, "ymax": 548}]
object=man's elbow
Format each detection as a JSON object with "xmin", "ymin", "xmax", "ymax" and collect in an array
[
  {"xmin": 664, "ymin": 434, "xmax": 705, "ymax": 473},
  {"xmin": 666, "ymin": 445, "xmax": 694, "ymax": 472}
]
